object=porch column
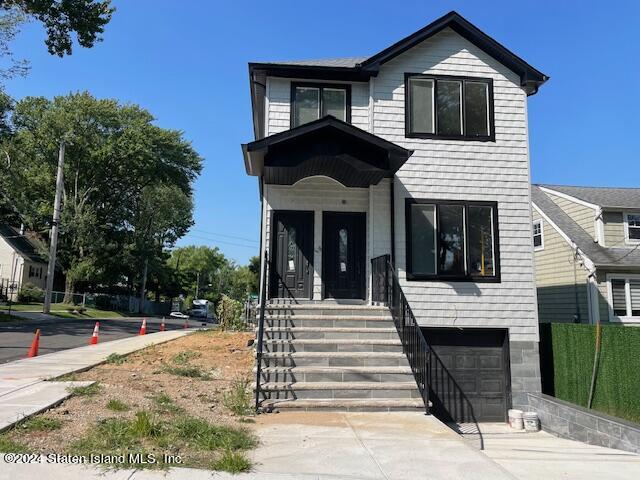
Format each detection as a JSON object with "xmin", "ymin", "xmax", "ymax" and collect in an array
[{"xmin": 313, "ymin": 209, "xmax": 323, "ymax": 300}]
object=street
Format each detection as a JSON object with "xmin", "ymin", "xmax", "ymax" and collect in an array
[{"xmin": 0, "ymin": 315, "xmax": 206, "ymax": 364}]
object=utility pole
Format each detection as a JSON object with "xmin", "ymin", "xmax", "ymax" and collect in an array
[
  {"xmin": 195, "ymin": 271, "xmax": 200, "ymax": 299},
  {"xmin": 43, "ymin": 141, "xmax": 65, "ymax": 314},
  {"xmin": 139, "ymin": 257, "xmax": 148, "ymax": 314}
]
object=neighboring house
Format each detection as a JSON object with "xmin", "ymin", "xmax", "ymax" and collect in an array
[
  {"xmin": 0, "ymin": 224, "xmax": 49, "ymax": 300},
  {"xmin": 532, "ymin": 185, "xmax": 640, "ymax": 325},
  {"xmin": 243, "ymin": 11, "xmax": 548, "ymax": 420}
]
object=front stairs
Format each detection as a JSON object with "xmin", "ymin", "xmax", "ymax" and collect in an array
[{"xmin": 254, "ymin": 302, "xmax": 425, "ymax": 411}]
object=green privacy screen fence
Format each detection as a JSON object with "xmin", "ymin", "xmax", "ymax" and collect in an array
[{"xmin": 539, "ymin": 323, "xmax": 640, "ymax": 424}]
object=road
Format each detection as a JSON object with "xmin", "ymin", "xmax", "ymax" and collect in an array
[{"xmin": 0, "ymin": 315, "xmax": 208, "ymax": 364}]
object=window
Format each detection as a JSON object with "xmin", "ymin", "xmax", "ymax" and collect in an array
[
  {"xmin": 406, "ymin": 199, "xmax": 500, "ymax": 281},
  {"xmin": 608, "ymin": 275, "xmax": 640, "ymax": 322},
  {"xmin": 406, "ymin": 74, "xmax": 494, "ymax": 141},
  {"xmin": 338, "ymin": 228, "xmax": 348, "ymax": 273},
  {"xmin": 532, "ymin": 219, "xmax": 544, "ymax": 250},
  {"xmin": 291, "ymin": 83, "xmax": 350, "ymax": 127},
  {"xmin": 624, "ymin": 212, "xmax": 640, "ymax": 242},
  {"xmin": 287, "ymin": 227, "xmax": 296, "ymax": 271}
]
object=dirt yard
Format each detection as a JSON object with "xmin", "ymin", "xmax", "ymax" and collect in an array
[{"xmin": 0, "ymin": 329, "xmax": 257, "ymax": 472}]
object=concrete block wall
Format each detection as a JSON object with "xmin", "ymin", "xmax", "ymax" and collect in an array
[
  {"xmin": 510, "ymin": 341, "xmax": 541, "ymax": 410},
  {"xmin": 527, "ymin": 393, "xmax": 640, "ymax": 454}
]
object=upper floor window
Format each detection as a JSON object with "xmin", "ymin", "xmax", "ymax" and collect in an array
[
  {"xmin": 533, "ymin": 219, "xmax": 544, "ymax": 250},
  {"xmin": 405, "ymin": 199, "xmax": 500, "ymax": 282},
  {"xmin": 624, "ymin": 212, "xmax": 640, "ymax": 242},
  {"xmin": 291, "ymin": 83, "xmax": 351, "ymax": 128},
  {"xmin": 608, "ymin": 274, "xmax": 640, "ymax": 322},
  {"xmin": 405, "ymin": 74, "xmax": 494, "ymax": 141}
]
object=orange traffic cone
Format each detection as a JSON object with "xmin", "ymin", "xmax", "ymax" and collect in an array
[
  {"xmin": 89, "ymin": 321, "xmax": 100, "ymax": 345},
  {"xmin": 160, "ymin": 318, "xmax": 166, "ymax": 332},
  {"xmin": 27, "ymin": 329, "xmax": 40, "ymax": 358},
  {"xmin": 139, "ymin": 318, "xmax": 147, "ymax": 336}
]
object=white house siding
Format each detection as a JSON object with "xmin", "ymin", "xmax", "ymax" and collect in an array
[
  {"xmin": 264, "ymin": 177, "xmax": 392, "ymax": 300},
  {"xmin": 367, "ymin": 28, "xmax": 538, "ymax": 343}
]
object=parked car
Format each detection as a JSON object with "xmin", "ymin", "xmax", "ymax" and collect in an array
[{"xmin": 169, "ymin": 311, "xmax": 189, "ymax": 319}]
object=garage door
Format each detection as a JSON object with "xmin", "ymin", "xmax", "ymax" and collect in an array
[{"xmin": 423, "ymin": 328, "xmax": 510, "ymax": 423}]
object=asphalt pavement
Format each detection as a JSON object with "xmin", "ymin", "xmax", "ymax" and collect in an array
[{"xmin": 0, "ymin": 314, "xmax": 208, "ymax": 364}]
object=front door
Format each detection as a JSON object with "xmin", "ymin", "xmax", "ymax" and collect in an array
[
  {"xmin": 270, "ymin": 211, "xmax": 314, "ymax": 299},
  {"xmin": 322, "ymin": 212, "xmax": 366, "ymax": 299}
]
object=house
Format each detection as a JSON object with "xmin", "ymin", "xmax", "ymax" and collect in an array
[
  {"xmin": 532, "ymin": 185, "xmax": 640, "ymax": 325},
  {"xmin": 0, "ymin": 224, "xmax": 49, "ymax": 300},
  {"xmin": 242, "ymin": 11, "xmax": 548, "ymax": 421}
]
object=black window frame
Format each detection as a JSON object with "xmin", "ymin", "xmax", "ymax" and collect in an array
[
  {"xmin": 404, "ymin": 73, "xmax": 495, "ymax": 142},
  {"xmin": 290, "ymin": 82, "xmax": 352, "ymax": 128},
  {"xmin": 405, "ymin": 198, "xmax": 501, "ymax": 282}
]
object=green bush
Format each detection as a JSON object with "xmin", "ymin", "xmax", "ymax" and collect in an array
[
  {"xmin": 17, "ymin": 282, "xmax": 43, "ymax": 303},
  {"xmin": 216, "ymin": 294, "xmax": 244, "ymax": 331},
  {"xmin": 95, "ymin": 295, "xmax": 112, "ymax": 310},
  {"xmin": 542, "ymin": 323, "xmax": 640, "ymax": 423}
]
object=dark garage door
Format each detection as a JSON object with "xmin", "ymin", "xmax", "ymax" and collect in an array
[{"xmin": 423, "ymin": 328, "xmax": 510, "ymax": 423}]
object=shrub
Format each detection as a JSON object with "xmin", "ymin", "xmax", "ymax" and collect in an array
[
  {"xmin": 212, "ymin": 449, "xmax": 251, "ymax": 473},
  {"xmin": 95, "ymin": 295, "xmax": 112, "ymax": 310},
  {"xmin": 17, "ymin": 282, "xmax": 43, "ymax": 303},
  {"xmin": 222, "ymin": 378, "xmax": 252, "ymax": 416},
  {"xmin": 216, "ymin": 294, "xmax": 244, "ymax": 331}
]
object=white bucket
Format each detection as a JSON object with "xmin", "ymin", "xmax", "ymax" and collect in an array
[
  {"xmin": 524, "ymin": 411, "xmax": 539, "ymax": 432},
  {"xmin": 508, "ymin": 409, "xmax": 524, "ymax": 430}
]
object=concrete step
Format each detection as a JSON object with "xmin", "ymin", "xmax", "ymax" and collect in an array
[
  {"xmin": 259, "ymin": 351, "xmax": 408, "ymax": 367},
  {"xmin": 255, "ymin": 365, "xmax": 414, "ymax": 383},
  {"xmin": 256, "ymin": 381, "xmax": 420, "ymax": 400},
  {"xmin": 260, "ymin": 326, "xmax": 398, "ymax": 340},
  {"xmin": 262, "ymin": 304, "xmax": 390, "ymax": 318},
  {"xmin": 260, "ymin": 398, "xmax": 425, "ymax": 412},
  {"xmin": 260, "ymin": 338, "xmax": 403, "ymax": 353},
  {"xmin": 262, "ymin": 315, "xmax": 394, "ymax": 329}
]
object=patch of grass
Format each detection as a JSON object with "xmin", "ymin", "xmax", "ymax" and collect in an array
[
  {"xmin": 172, "ymin": 350, "xmax": 201, "ymax": 365},
  {"xmin": 105, "ymin": 353, "xmax": 127, "ymax": 365},
  {"xmin": 18, "ymin": 416, "xmax": 62, "ymax": 432},
  {"xmin": 106, "ymin": 399, "xmax": 129, "ymax": 412},
  {"xmin": 173, "ymin": 416, "xmax": 256, "ymax": 451},
  {"xmin": 163, "ymin": 364, "xmax": 211, "ymax": 380},
  {"xmin": 129, "ymin": 411, "xmax": 165, "ymax": 439},
  {"xmin": 150, "ymin": 393, "xmax": 183, "ymax": 415},
  {"xmin": 222, "ymin": 378, "xmax": 252, "ymax": 416},
  {"xmin": 68, "ymin": 382, "xmax": 102, "ymax": 397},
  {"xmin": 53, "ymin": 372, "xmax": 79, "ymax": 382},
  {"xmin": 211, "ymin": 449, "xmax": 251, "ymax": 473},
  {"xmin": 0, "ymin": 434, "xmax": 31, "ymax": 453}
]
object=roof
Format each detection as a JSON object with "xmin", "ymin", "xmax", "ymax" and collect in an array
[
  {"xmin": 0, "ymin": 224, "xmax": 47, "ymax": 263},
  {"xmin": 531, "ymin": 186, "xmax": 640, "ymax": 269},
  {"xmin": 242, "ymin": 116, "xmax": 413, "ymax": 187},
  {"xmin": 538, "ymin": 184, "xmax": 640, "ymax": 210},
  {"xmin": 249, "ymin": 11, "xmax": 549, "ymax": 139}
]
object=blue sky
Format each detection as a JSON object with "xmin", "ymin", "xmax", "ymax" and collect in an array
[{"xmin": 4, "ymin": 0, "xmax": 639, "ymax": 264}]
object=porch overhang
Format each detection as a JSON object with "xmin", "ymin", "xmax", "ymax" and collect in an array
[{"xmin": 242, "ymin": 116, "xmax": 413, "ymax": 188}]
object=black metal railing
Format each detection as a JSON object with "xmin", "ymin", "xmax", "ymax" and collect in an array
[
  {"xmin": 254, "ymin": 250, "xmax": 269, "ymax": 412},
  {"xmin": 371, "ymin": 254, "xmax": 484, "ymax": 446},
  {"xmin": 371, "ymin": 254, "xmax": 429, "ymax": 413}
]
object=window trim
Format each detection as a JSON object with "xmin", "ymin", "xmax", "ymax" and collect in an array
[
  {"xmin": 532, "ymin": 219, "xmax": 544, "ymax": 251},
  {"xmin": 290, "ymin": 82, "xmax": 351, "ymax": 128},
  {"xmin": 405, "ymin": 198, "xmax": 501, "ymax": 282},
  {"xmin": 404, "ymin": 73, "xmax": 495, "ymax": 142},
  {"xmin": 606, "ymin": 273, "xmax": 640, "ymax": 324},
  {"xmin": 623, "ymin": 211, "xmax": 640, "ymax": 244}
]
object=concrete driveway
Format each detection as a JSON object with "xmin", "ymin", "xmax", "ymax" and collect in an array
[
  {"xmin": 461, "ymin": 423, "xmax": 640, "ymax": 480},
  {"xmin": 249, "ymin": 412, "xmax": 516, "ymax": 479}
]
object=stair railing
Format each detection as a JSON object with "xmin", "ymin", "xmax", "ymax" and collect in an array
[
  {"xmin": 254, "ymin": 249, "xmax": 269, "ymax": 412},
  {"xmin": 371, "ymin": 254, "xmax": 430, "ymax": 414}
]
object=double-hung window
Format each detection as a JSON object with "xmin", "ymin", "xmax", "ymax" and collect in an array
[
  {"xmin": 406, "ymin": 199, "xmax": 500, "ymax": 281},
  {"xmin": 406, "ymin": 74, "xmax": 494, "ymax": 141},
  {"xmin": 291, "ymin": 83, "xmax": 350, "ymax": 128},
  {"xmin": 532, "ymin": 219, "xmax": 544, "ymax": 250},
  {"xmin": 608, "ymin": 274, "xmax": 640, "ymax": 323},
  {"xmin": 624, "ymin": 212, "xmax": 640, "ymax": 242}
]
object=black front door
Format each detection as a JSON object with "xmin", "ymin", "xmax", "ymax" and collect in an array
[
  {"xmin": 270, "ymin": 211, "xmax": 314, "ymax": 299},
  {"xmin": 322, "ymin": 212, "xmax": 366, "ymax": 299}
]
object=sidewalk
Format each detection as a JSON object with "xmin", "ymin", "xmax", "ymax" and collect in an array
[{"xmin": 0, "ymin": 329, "xmax": 194, "ymax": 431}]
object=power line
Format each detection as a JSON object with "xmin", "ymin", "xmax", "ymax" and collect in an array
[
  {"xmin": 182, "ymin": 233, "xmax": 259, "ymax": 250},
  {"xmin": 191, "ymin": 228, "xmax": 259, "ymax": 244}
]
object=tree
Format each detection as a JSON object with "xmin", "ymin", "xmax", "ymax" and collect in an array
[
  {"xmin": 0, "ymin": 8, "xmax": 28, "ymax": 85},
  {"xmin": 0, "ymin": 0, "xmax": 114, "ymax": 56},
  {"xmin": 0, "ymin": 92, "xmax": 202, "ymax": 298}
]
